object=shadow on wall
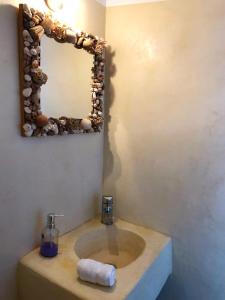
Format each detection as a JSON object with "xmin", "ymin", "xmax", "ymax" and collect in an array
[{"xmin": 103, "ymin": 46, "xmax": 122, "ymax": 212}]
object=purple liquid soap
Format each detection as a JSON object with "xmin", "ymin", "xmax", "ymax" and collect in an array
[
  {"xmin": 40, "ymin": 242, "xmax": 58, "ymax": 258},
  {"xmin": 40, "ymin": 213, "xmax": 63, "ymax": 258}
]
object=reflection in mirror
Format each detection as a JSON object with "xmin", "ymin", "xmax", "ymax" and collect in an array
[{"xmin": 41, "ymin": 35, "xmax": 93, "ymax": 118}]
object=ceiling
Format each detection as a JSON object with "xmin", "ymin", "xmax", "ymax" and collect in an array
[{"xmin": 96, "ymin": 0, "xmax": 164, "ymax": 7}]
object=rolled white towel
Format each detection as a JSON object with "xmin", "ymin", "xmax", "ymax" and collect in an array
[{"xmin": 77, "ymin": 259, "xmax": 116, "ymax": 287}]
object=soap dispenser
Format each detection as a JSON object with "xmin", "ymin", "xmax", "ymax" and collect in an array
[{"xmin": 40, "ymin": 213, "xmax": 64, "ymax": 258}]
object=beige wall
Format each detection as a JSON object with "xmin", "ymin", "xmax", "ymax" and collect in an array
[
  {"xmin": 2, "ymin": 0, "xmax": 225, "ymax": 299},
  {"xmin": 0, "ymin": 1, "xmax": 105, "ymax": 299},
  {"xmin": 104, "ymin": 1, "xmax": 225, "ymax": 299}
]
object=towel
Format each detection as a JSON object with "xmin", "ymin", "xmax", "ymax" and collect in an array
[{"xmin": 77, "ymin": 259, "xmax": 116, "ymax": 287}]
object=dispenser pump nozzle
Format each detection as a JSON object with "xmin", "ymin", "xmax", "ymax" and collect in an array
[{"xmin": 47, "ymin": 213, "xmax": 64, "ymax": 229}]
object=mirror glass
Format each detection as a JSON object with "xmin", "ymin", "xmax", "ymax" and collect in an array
[{"xmin": 41, "ymin": 35, "xmax": 93, "ymax": 118}]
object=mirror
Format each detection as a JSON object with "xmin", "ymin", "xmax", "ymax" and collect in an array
[
  {"xmin": 41, "ymin": 35, "xmax": 93, "ymax": 118},
  {"xmin": 18, "ymin": 4, "xmax": 106, "ymax": 137}
]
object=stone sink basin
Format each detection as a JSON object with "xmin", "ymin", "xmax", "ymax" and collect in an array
[
  {"xmin": 18, "ymin": 218, "xmax": 172, "ymax": 300},
  {"xmin": 75, "ymin": 227, "xmax": 146, "ymax": 269}
]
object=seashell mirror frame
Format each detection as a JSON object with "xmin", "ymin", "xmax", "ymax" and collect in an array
[{"xmin": 18, "ymin": 4, "xmax": 106, "ymax": 137}]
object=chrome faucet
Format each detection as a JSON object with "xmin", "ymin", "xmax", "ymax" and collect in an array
[{"xmin": 101, "ymin": 196, "xmax": 113, "ymax": 225}]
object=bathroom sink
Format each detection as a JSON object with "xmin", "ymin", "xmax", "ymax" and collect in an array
[
  {"xmin": 18, "ymin": 218, "xmax": 172, "ymax": 300},
  {"xmin": 75, "ymin": 227, "xmax": 145, "ymax": 268}
]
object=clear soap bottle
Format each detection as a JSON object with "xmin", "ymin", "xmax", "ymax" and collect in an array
[{"xmin": 40, "ymin": 213, "xmax": 64, "ymax": 258}]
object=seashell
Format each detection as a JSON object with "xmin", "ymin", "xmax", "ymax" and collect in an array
[
  {"xmin": 41, "ymin": 17, "xmax": 54, "ymax": 35},
  {"xmin": 30, "ymin": 8, "xmax": 36, "ymax": 15},
  {"xmin": 24, "ymin": 66, "xmax": 31, "ymax": 74},
  {"xmin": 24, "ymin": 129, "xmax": 33, "ymax": 137},
  {"xmin": 29, "ymin": 21, "xmax": 36, "ymax": 28},
  {"xmin": 24, "ymin": 47, "xmax": 31, "ymax": 57},
  {"xmin": 23, "ymin": 88, "xmax": 32, "ymax": 98},
  {"xmin": 35, "ymin": 131, "xmax": 42, "ymax": 137},
  {"xmin": 97, "ymin": 74, "xmax": 104, "ymax": 81},
  {"xmin": 76, "ymin": 32, "xmax": 82, "ymax": 39},
  {"xmin": 24, "ymin": 58, "xmax": 31, "ymax": 65},
  {"xmin": 24, "ymin": 107, "xmax": 31, "ymax": 114},
  {"xmin": 30, "ymin": 48, "xmax": 37, "ymax": 56},
  {"xmin": 95, "ymin": 40, "xmax": 106, "ymax": 54},
  {"xmin": 30, "ymin": 25, "xmax": 44, "ymax": 41},
  {"xmin": 83, "ymin": 38, "xmax": 94, "ymax": 48},
  {"xmin": 23, "ymin": 123, "xmax": 31, "ymax": 131},
  {"xmin": 52, "ymin": 124, "xmax": 59, "ymax": 135},
  {"xmin": 32, "ymin": 70, "xmax": 48, "ymax": 85},
  {"xmin": 32, "ymin": 60, "xmax": 39, "ymax": 68},
  {"xmin": 32, "ymin": 15, "xmax": 42, "ymax": 25},
  {"xmin": 23, "ymin": 4, "xmax": 32, "ymax": 20},
  {"xmin": 92, "ymin": 92, "xmax": 96, "ymax": 100},
  {"xmin": 44, "ymin": 27, "xmax": 52, "ymax": 36},
  {"xmin": 23, "ymin": 30, "xmax": 33, "ymax": 42},
  {"xmin": 36, "ymin": 46, "xmax": 41, "ymax": 54},
  {"xmin": 53, "ymin": 26, "xmax": 67, "ymax": 43},
  {"xmin": 66, "ymin": 29, "xmax": 76, "ymax": 44},
  {"xmin": 23, "ymin": 123, "xmax": 33, "ymax": 137},
  {"xmin": 59, "ymin": 119, "xmax": 67, "ymax": 126},
  {"xmin": 36, "ymin": 11, "xmax": 44, "ymax": 19},
  {"xmin": 77, "ymin": 37, "xmax": 84, "ymax": 46},
  {"xmin": 98, "ymin": 111, "xmax": 103, "ymax": 116},
  {"xmin": 35, "ymin": 114, "xmax": 48, "ymax": 127},
  {"xmin": 25, "ymin": 114, "xmax": 32, "ymax": 122},
  {"xmin": 81, "ymin": 118, "xmax": 92, "ymax": 130},
  {"xmin": 24, "ymin": 100, "xmax": 31, "ymax": 106},
  {"xmin": 24, "ymin": 74, "xmax": 31, "ymax": 81},
  {"xmin": 92, "ymin": 113, "xmax": 97, "ymax": 118},
  {"xmin": 24, "ymin": 41, "xmax": 30, "ymax": 47},
  {"xmin": 95, "ymin": 82, "xmax": 102, "ymax": 87},
  {"xmin": 24, "ymin": 82, "xmax": 31, "ymax": 88},
  {"xmin": 31, "ymin": 123, "xmax": 37, "ymax": 130},
  {"xmin": 43, "ymin": 123, "xmax": 51, "ymax": 132},
  {"xmin": 34, "ymin": 103, "xmax": 40, "ymax": 110}
]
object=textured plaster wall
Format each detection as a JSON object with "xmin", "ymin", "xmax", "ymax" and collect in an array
[
  {"xmin": 104, "ymin": 1, "xmax": 225, "ymax": 299},
  {"xmin": 0, "ymin": 1, "xmax": 105, "ymax": 299}
]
